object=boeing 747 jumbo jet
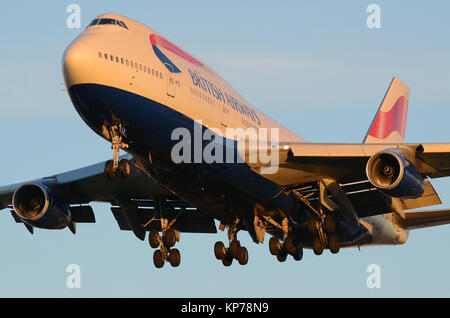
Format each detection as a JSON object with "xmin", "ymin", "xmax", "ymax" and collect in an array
[{"xmin": 2, "ymin": 13, "xmax": 450, "ymax": 269}]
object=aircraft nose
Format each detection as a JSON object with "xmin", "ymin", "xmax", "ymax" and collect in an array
[{"xmin": 62, "ymin": 35, "xmax": 97, "ymax": 89}]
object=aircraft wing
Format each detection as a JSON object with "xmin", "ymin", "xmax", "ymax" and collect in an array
[
  {"xmin": 262, "ymin": 142, "xmax": 450, "ymax": 186},
  {"xmin": 0, "ymin": 155, "xmax": 217, "ymax": 237},
  {"xmin": 249, "ymin": 142, "xmax": 450, "ymax": 220}
]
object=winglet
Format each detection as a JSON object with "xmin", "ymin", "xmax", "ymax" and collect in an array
[{"xmin": 363, "ymin": 78, "xmax": 410, "ymax": 144}]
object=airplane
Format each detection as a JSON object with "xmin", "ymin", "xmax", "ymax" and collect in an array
[{"xmin": 1, "ymin": 13, "xmax": 450, "ymax": 269}]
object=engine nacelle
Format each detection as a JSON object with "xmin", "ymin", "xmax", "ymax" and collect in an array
[
  {"xmin": 366, "ymin": 149, "xmax": 426, "ymax": 199},
  {"xmin": 12, "ymin": 183, "xmax": 71, "ymax": 229}
]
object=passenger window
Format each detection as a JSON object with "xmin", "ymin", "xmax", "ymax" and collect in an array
[
  {"xmin": 121, "ymin": 22, "xmax": 129, "ymax": 29},
  {"xmin": 130, "ymin": 61, "xmax": 134, "ymax": 67},
  {"xmin": 126, "ymin": 59, "xmax": 129, "ymax": 66},
  {"xmin": 116, "ymin": 57, "xmax": 119, "ymax": 63},
  {"xmin": 98, "ymin": 52, "xmax": 102, "ymax": 58},
  {"xmin": 104, "ymin": 53, "xmax": 108, "ymax": 59},
  {"xmin": 144, "ymin": 66, "xmax": 147, "ymax": 72},
  {"xmin": 110, "ymin": 55, "xmax": 114, "ymax": 61},
  {"xmin": 121, "ymin": 58, "xmax": 124, "ymax": 64}
]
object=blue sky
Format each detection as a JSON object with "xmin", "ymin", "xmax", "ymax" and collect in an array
[{"xmin": 0, "ymin": 1, "xmax": 450, "ymax": 297}]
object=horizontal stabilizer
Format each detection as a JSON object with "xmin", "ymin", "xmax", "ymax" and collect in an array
[{"xmin": 403, "ymin": 209, "xmax": 450, "ymax": 230}]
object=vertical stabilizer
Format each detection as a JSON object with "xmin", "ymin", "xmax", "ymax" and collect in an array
[{"xmin": 363, "ymin": 78, "xmax": 410, "ymax": 143}]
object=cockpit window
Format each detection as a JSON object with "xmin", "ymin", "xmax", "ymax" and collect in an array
[
  {"xmin": 117, "ymin": 20, "xmax": 129, "ymax": 29},
  {"xmin": 98, "ymin": 18, "xmax": 116, "ymax": 25},
  {"xmin": 93, "ymin": 18, "xmax": 129, "ymax": 30},
  {"xmin": 88, "ymin": 19, "xmax": 99, "ymax": 26}
]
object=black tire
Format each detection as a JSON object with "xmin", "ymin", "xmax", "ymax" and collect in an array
[
  {"xmin": 284, "ymin": 235, "xmax": 298, "ymax": 256},
  {"xmin": 307, "ymin": 217, "xmax": 318, "ymax": 235},
  {"xmin": 222, "ymin": 255, "xmax": 233, "ymax": 267},
  {"xmin": 328, "ymin": 234, "xmax": 340, "ymax": 254},
  {"xmin": 153, "ymin": 250, "xmax": 165, "ymax": 268},
  {"xmin": 104, "ymin": 160, "xmax": 115, "ymax": 179},
  {"xmin": 269, "ymin": 236, "xmax": 281, "ymax": 255},
  {"xmin": 118, "ymin": 159, "xmax": 131, "ymax": 178},
  {"xmin": 312, "ymin": 237, "xmax": 323, "ymax": 256},
  {"xmin": 214, "ymin": 241, "xmax": 227, "ymax": 260},
  {"xmin": 323, "ymin": 215, "xmax": 336, "ymax": 234},
  {"xmin": 276, "ymin": 251, "xmax": 287, "ymax": 262},
  {"xmin": 293, "ymin": 246, "xmax": 303, "ymax": 261},
  {"xmin": 229, "ymin": 240, "xmax": 241, "ymax": 259},
  {"xmin": 163, "ymin": 228, "xmax": 176, "ymax": 248},
  {"xmin": 237, "ymin": 247, "xmax": 249, "ymax": 265},
  {"xmin": 148, "ymin": 229, "xmax": 160, "ymax": 248},
  {"xmin": 168, "ymin": 248, "xmax": 181, "ymax": 267}
]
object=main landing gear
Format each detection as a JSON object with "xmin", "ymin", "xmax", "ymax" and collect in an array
[
  {"xmin": 148, "ymin": 228, "xmax": 181, "ymax": 268},
  {"xmin": 146, "ymin": 196, "xmax": 183, "ymax": 268},
  {"xmin": 307, "ymin": 214, "xmax": 340, "ymax": 255},
  {"xmin": 104, "ymin": 124, "xmax": 131, "ymax": 179},
  {"xmin": 291, "ymin": 187, "xmax": 341, "ymax": 256},
  {"xmin": 214, "ymin": 219, "xmax": 249, "ymax": 267},
  {"xmin": 268, "ymin": 235, "xmax": 303, "ymax": 262}
]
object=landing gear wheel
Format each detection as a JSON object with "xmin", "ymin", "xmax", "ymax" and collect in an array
[
  {"xmin": 307, "ymin": 217, "xmax": 318, "ymax": 235},
  {"xmin": 328, "ymin": 234, "xmax": 340, "ymax": 254},
  {"xmin": 269, "ymin": 237, "xmax": 281, "ymax": 255},
  {"xmin": 284, "ymin": 235, "xmax": 298, "ymax": 255},
  {"xmin": 237, "ymin": 247, "xmax": 248, "ymax": 265},
  {"xmin": 118, "ymin": 159, "xmax": 131, "ymax": 178},
  {"xmin": 148, "ymin": 230, "xmax": 160, "ymax": 248},
  {"xmin": 323, "ymin": 215, "xmax": 336, "ymax": 234},
  {"xmin": 105, "ymin": 160, "xmax": 115, "ymax": 179},
  {"xmin": 229, "ymin": 240, "xmax": 241, "ymax": 259},
  {"xmin": 168, "ymin": 248, "xmax": 181, "ymax": 267},
  {"xmin": 222, "ymin": 255, "xmax": 233, "ymax": 267},
  {"xmin": 293, "ymin": 246, "xmax": 303, "ymax": 261},
  {"xmin": 214, "ymin": 241, "xmax": 227, "ymax": 260},
  {"xmin": 153, "ymin": 250, "xmax": 165, "ymax": 268},
  {"xmin": 276, "ymin": 250, "xmax": 287, "ymax": 262},
  {"xmin": 312, "ymin": 237, "xmax": 323, "ymax": 256},
  {"xmin": 163, "ymin": 228, "xmax": 176, "ymax": 248}
]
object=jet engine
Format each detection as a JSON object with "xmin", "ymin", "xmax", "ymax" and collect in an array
[
  {"xmin": 366, "ymin": 149, "xmax": 426, "ymax": 199},
  {"xmin": 12, "ymin": 183, "xmax": 71, "ymax": 229}
]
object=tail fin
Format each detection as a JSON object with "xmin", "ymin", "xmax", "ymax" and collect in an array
[{"xmin": 363, "ymin": 77, "xmax": 410, "ymax": 143}]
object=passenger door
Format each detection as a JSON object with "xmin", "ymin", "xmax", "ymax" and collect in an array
[{"xmin": 165, "ymin": 64, "xmax": 176, "ymax": 98}]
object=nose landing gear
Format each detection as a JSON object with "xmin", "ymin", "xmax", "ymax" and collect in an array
[{"xmin": 104, "ymin": 124, "xmax": 130, "ymax": 179}]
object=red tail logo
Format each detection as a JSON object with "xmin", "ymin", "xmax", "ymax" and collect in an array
[{"xmin": 368, "ymin": 96, "xmax": 408, "ymax": 140}]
